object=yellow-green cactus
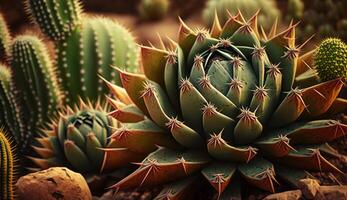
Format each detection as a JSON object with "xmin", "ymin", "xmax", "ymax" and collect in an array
[
  {"xmin": 314, "ymin": 38, "xmax": 347, "ymax": 81},
  {"xmin": 0, "ymin": 129, "xmax": 16, "ymax": 200}
]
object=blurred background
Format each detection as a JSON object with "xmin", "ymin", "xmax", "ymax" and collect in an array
[{"xmin": 1, "ymin": 0, "xmax": 346, "ymax": 46}]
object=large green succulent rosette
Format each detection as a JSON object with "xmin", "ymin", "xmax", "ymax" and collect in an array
[{"xmin": 103, "ymin": 12, "xmax": 347, "ymax": 199}]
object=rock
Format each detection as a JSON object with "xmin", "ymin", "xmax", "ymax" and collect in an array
[
  {"xmin": 298, "ymin": 178, "xmax": 321, "ymax": 199},
  {"xmin": 315, "ymin": 185, "xmax": 347, "ymax": 200},
  {"xmin": 16, "ymin": 167, "xmax": 92, "ymax": 200},
  {"xmin": 263, "ymin": 190, "xmax": 302, "ymax": 200}
]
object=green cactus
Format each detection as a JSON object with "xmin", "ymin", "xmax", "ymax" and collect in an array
[
  {"xmin": 0, "ymin": 14, "xmax": 11, "ymax": 61},
  {"xmin": 286, "ymin": 0, "xmax": 304, "ymax": 21},
  {"xmin": 0, "ymin": 129, "xmax": 15, "ymax": 200},
  {"xmin": 100, "ymin": 12, "xmax": 347, "ymax": 198},
  {"xmin": 30, "ymin": 99, "xmax": 143, "ymax": 173},
  {"xmin": 0, "ymin": 65, "xmax": 25, "ymax": 150},
  {"xmin": 25, "ymin": 0, "xmax": 139, "ymax": 104},
  {"xmin": 202, "ymin": 0, "xmax": 280, "ymax": 29},
  {"xmin": 139, "ymin": 0, "xmax": 169, "ymax": 21},
  {"xmin": 25, "ymin": 0, "xmax": 82, "ymax": 41},
  {"xmin": 56, "ymin": 18, "xmax": 139, "ymax": 104},
  {"xmin": 314, "ymin": 38, "xmax": 347, "ymax": 81},
  {"xmin": 298, "ymin": 0, "xmax": 347, "ymax": 42},
  {"xmin": 10, "ymin": 35, "xmax": 62, "ymax": 149}
]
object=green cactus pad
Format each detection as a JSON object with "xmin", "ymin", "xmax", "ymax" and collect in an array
[{"xmin": 314, "ymin": 38, "xmax": 347, "ymax": 81}]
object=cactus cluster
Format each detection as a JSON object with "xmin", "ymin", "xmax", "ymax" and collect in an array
[
  {"xmin": 0, "ymin": 129, "xmax": 16, "ymax": 200},
  {"xmin": 314, "ymin": 38, "xmax": 347, "ymax": 82},
  {"xmin": 138, "ymin": 0, "xmax": 169, "ymax": 21},
  {"xmin": 30, "ymin": 99, "xmax": 141, "ymax": 174},
  {"xmin": 0, "ymin": 15, "xmax": 62, "ymax": 153},
  {"xmin": 202, "ymin": 0, "xmax": 280, "ymax": 29},
  {"xmin": 25, "ymin": 0, "xmax": 139, "ymax": 104},
  {"xmin": 296, "ymin": 0, "xmax": 347, "ymax": 42},
  {"xmin": 98, "ymin": 12, "xmax": 347, "ymax": 198}
]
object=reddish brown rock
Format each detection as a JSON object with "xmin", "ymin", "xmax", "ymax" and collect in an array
[
  {"xmin": 16, "ymin": 167, "xmax": 92, "ymax": 200},
  {"xmin": 263, "ymin": 190, "xmax": 302, "ymax": 200},
  {"xmin": 315, "ymin": 185, "xmax": 347, "ymax": 200},
  {"xmin": 298, "ymin": 178, "xmax": 321, "ymax": 199}
]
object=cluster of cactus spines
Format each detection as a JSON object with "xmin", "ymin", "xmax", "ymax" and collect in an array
[
  {"xmin": 25, "ymin": 0, "xmax": 139, "ymax": 104},
  {"xmin": 314, "ymin": 38, "xmax": 347, "ymax": 82},
  {"xmin": 10, "ymin": 36, "xmax": 62, "ymax": 149},
  {"xmin": 286, "ymin": 0, "xmax": 304, "ymax": 21},
  {"xmin": 0, "ymin": 14, "xmax": 11, "ymax": 61},
  {"xmin": 202, "ymin": 0, "xmax": 280, "ymax": 29},
  {"xmin": 25, "ymin": 0, "xmax": 82, "ymax": 41},
  {"xmin": 95, "ymin": 12, "xmax": 347, "ymax": 199},
  {"xmin": 30, "ymin": 99, "xmax": 142, "ymax": 173},
  {"xmin": 56, "ymin": 18, "xmax": 139, "ymax": 103},
  {"xmin": 138, "ymin": 0, "xmax": 170, "ymax": 21},
  {"xmin": 0, "ymin": 65, "xmax": 24, "ymax": 147},
  {"xmin": 0, "ymin": 129, "xmax": 16, "ymax": 200}
]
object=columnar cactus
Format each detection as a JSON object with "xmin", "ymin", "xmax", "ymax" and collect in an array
[
  {"xmin": 0, "ymin": 14, "xmax": 11, "ymax": 61},
  {"xmin": 25, "ymin": 0, "xmax": 82, "ymax": 41},
  {"xmin": 202, "ymin": 0, "xmax": 280, "ymax": 29},
  {"xmin": 11, "ymin": 35, "xmax": 62, "ymax": 149},
  {"xmin": 103, "ymin": 12, "xmax": 347, "ymax": 198},
  {"xmin": 30, "ymin": 100, "xmax": 142, "ymax": 173},
  {"xmin": 55, "ymin": 18, "xmax": 139, "ymax": 103},
  {"xmin": 139, "ymin": 0, "xmax": 170, "ymax": 21},
  {"xmin": 0, "ymin": 129, "xmax": 15, "ymax": 200},
  {"xmin": 0, "ymin": 65, "xmax": 24, "ymax": 147},
  {"xmin": 314, "ymin": 38, "xmax": 347, "ymax": 81},
  {"xmin": 25, "ymin": 0, "xmax": 139, "ymax": 104}
]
